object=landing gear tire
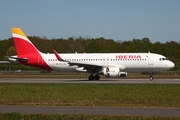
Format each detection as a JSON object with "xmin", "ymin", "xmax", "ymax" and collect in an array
[
  {"xmin": 149, "ymin": 77, "xmax": 154, "ymax": 81},
  {"xmin": 88, "ymin": 74, "xmax": 100, "ymax": 80},
  {"xmin": 88, "ymin": 74, "xmax": 94, "ymax": 80},
  {"xmin": 94, "ymin": 74, "xmax": 100, "ymax": 80}
]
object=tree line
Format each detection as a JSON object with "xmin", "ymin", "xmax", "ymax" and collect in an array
[{"xmin": 0, "ymin": 36, "xmax": 179, "ymax": 70}]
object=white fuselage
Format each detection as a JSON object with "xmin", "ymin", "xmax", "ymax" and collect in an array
[{"xmin": 40, "ymin": 53, "xmax": 174, "ymax": 72}]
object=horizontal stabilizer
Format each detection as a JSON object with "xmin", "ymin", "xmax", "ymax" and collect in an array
[{"xmin": 9, "ymin": 56, "xmax": 29, "ymax": 62}]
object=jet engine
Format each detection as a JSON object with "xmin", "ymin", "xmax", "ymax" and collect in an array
[{"xmin": 102, "ymin": 67, "xmax": 127, "ymax": 77}]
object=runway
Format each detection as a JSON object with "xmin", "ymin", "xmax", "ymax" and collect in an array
[
  {"xmin": 0, "ymin": 106, "xmax": 180, "ymax": 117},
  {"xmin": 0, "ymin": 78, "xmax": 180, "ymax": 117},
  {"xmin": 0, "ymin": 78, "xmax": 180, "ymax": 84}
]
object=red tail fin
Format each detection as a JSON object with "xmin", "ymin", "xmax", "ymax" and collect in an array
[
  {"xmin": 11, "ymin": 28, "xmax": 52, "ymax": 70},
  {"xmin": 11, "ymin": 28, "xmax": 40, "ymax": 56}
]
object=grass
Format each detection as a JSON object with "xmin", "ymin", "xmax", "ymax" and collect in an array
[
  {"xmin": 0, "ymin": 113, "xmax": 180, "ymax": 120},
  {"xmin": 0, "ymin": 84, "xmax": 180, "ymax": 107}
]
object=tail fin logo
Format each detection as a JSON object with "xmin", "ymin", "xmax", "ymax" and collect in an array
[{"xmin": 11, "ymin": 28, "xmax": 40, "ymax": 56}]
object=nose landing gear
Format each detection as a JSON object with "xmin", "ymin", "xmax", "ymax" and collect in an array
[{"xmin": 149, "ymin": 71, "xmax": 154, "ymax": 81}]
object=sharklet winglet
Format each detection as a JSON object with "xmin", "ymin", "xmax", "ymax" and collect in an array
[{"xmin": 52, "ymin": 49, "xmax": 65, "ymax": 61}]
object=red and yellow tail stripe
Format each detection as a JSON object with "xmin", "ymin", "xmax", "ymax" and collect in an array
[{"xmin": 11, "ymin": 28, "xmax": 29, "ymax": 41}]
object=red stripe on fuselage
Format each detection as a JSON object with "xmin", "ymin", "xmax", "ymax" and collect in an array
[{"xmin": 13, "ymin": 37, "xmax": 53, "ymax": 70}]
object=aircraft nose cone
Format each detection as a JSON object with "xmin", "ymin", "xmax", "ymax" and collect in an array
[{"xmin": 169, "ymin": 61, "xmax": 175, "ymax": 68}]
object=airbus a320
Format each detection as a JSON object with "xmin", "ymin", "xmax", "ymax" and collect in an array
[{"xmin": 9, "ymin": 28, "xmax": 175, "ymax": 81}]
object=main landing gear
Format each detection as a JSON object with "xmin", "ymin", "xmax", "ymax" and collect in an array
[{"xmin": 88, "ymin": 74, "xmax": 100, "ymax": 80}]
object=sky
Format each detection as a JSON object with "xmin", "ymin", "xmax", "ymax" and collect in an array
[{"xmin": 0, "ymin": 0, "xmax": 180, "ymax": 43}]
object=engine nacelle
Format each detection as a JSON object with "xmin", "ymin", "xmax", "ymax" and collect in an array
[
  {"xmin": 102, "ymin": 67, "xmax": 127, "ymax": 77},
  {"xmin": 75, "ymin": 67, "xmax": 87, "ymax": 72}
]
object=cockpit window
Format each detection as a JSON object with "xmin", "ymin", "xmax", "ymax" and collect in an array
[{"xmin": 159, "ymin": 58, "xmax": 168, "ymax": 61}]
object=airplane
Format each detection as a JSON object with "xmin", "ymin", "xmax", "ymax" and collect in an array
[{"xmin": 9, "ymin": 28, "xmax": 175, "ymax": 81}]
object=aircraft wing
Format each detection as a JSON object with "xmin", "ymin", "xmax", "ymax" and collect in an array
[
  {"xmin": 52, "ymin": 49, "xmax": 102, "ymax": 73},
  {"xmin": 69, "ymin": 62, "xmax": 103, "ymax": 73}
]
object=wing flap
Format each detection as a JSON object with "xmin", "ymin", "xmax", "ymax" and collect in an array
[{"xmin": 70, "ymin": 62, "xmax": 102, "ymax": 73}]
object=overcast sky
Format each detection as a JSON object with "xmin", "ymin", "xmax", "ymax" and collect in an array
[{"xmin": 0, "ymin": 0, "xmax": 180, "ymax": 43}]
